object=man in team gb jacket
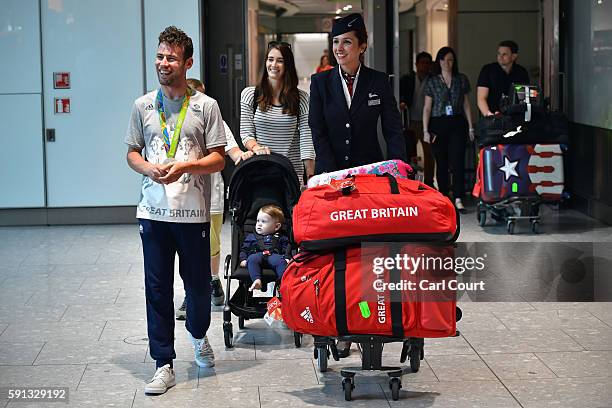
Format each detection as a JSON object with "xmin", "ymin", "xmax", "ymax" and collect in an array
[{"xmin": 309, "ymin": 13, "xmax": 407, "ymax": 174}]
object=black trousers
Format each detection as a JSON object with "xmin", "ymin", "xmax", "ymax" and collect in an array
[{"xmin": 429, "ymin": 115, "xmax": 468, "ymax": 199}]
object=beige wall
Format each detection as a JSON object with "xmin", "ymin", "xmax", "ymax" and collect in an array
[{"xmin": 430, "ymin": 9, "xmax": 449, "ymax": 57}]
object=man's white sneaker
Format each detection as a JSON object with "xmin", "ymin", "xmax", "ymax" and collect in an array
[
  {"xmin": 455, "ymin": 198, "xmax": 466, "ymax": 212},
  {"xmin": 188, "ymin": 333, "xmax": 215, "ymax": 368},
  {"xmin": 144, "ymin": 364, "xmax": 175, "ymax": 395}
]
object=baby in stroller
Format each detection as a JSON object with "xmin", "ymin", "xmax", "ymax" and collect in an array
[
  {"xmin": 222, "ymin": 153, "xmax": 303, "ymax": 348},
  {"xmin": 239, "ymin": 204, "xmax": 291, "ymax": 291}
]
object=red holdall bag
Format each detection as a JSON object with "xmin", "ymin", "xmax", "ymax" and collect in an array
[
  {"xmin": 280, "ymin": 245, "xmax": 457, "ymax": 339},
  {"xmin": 294, "ymin": 174, "xmax": 458, "ymax": 251}
]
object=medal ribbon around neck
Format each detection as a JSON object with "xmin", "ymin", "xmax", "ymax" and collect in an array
[{"xmin": 156, "ymin": 87, "xmax": 192, "ymax": 158}]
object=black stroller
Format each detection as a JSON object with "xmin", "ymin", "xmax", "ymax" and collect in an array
[{"xmin": 222, "ymin": 153, "xmax": 302, "ymax": 348}]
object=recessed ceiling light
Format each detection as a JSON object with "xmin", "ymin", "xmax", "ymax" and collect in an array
[
  {"xmin": 336, "ymin": 9, "xmax": 342, "ymax": 14},
  {"xmin": 347, "ymin": 4, "xmax": 353, "ymax": 9}
]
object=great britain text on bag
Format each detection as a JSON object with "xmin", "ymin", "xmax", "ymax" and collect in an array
[{"xmin": 330, "ymin": 206, "xmax": 419, "ymax": 221}]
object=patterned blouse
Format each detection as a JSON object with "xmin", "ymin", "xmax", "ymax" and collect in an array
[{"xmin": 424, "ymin": 73, "xmax": 470, "ymax": 117}]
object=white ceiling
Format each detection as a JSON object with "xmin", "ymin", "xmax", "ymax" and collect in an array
[
  {"xmin": 260, "ymin": 0, "xmax": 360, "ymax": 16},
  {"xmin": 259, "ymin": 0, "xmax": 416, "ymax": 17}
]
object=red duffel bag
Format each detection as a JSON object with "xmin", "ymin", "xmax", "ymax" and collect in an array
[
  {"xmin": 280, "ymin": 245, "xmax": 457, "ymax": 339},
  {"xmin": 294, "ymin": 174, "xmax": 458, "ymax": 251}
]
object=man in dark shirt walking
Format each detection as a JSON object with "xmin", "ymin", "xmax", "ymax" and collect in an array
[{"xmin": 476, "ymin": 40, "xmax": 530, "ymax": 116}]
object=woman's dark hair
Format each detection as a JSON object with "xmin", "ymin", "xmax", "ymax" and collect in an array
[
  {"xmin": 432, "ymin": 46, "xmax": 459, "ymax": 76},
  {"xmin": 353, "ymin": 26, "xmax": 368, "ymax": 63},
  {"xmin": 354, "ymin": 26, "xmax": 368, "ymax": 46},
  {"xmin": 319, "ymin": 54, "xmax": 329, "ymax": 67},
  {"xmin": 256, "ymin": 43, "xmax": 300, "ymax": 116}
]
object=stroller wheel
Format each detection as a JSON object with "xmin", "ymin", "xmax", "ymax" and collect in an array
[
  {"xmin": 294, "ymin": 332, "xmax": 303, "ymax": 348},
  {"xmin": 238, "ymin": 316, "xmax": 245, "ymax": 329},
  {"xmin": 223, "ymin": 322, "xmax": 234, "ymax": 348}
]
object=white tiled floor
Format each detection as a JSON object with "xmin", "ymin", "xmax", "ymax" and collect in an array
[{"xmin": 1, "ymin": 204, "xmax": 611, "ymax": 407}]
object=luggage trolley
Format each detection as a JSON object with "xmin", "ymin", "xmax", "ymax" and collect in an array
[
  {"xmin": 315, "ymin": 311, "xmax": 462, "ymax": 401},
  {"xmin": 477, "ymin": 196, "xmax": 542, "ymax": 234},
  {"xmin": 474, "ymin": 84, "xmax": 569, "ymax": 234},
  {"xmin": 311, "ymin": 212, "xmax": 463, "ymax": 401}
]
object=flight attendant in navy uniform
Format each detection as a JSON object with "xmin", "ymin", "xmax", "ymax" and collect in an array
[
  {"xmin": 309, "ymin": 13, "xmax": 407, "ymax": 174},
  {"xmin": 308, "ymin": 14, "xmax": 407, "ymax": 358}
]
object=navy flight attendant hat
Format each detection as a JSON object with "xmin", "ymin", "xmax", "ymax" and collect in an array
[{"xmin": 331, "ymin": 13, "xmax": 366, "ymax": 38}]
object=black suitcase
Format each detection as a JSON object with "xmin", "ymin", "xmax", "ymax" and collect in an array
[{"xmin": 476, "ymin": 113, "xmax": 569, "ymax": 148}]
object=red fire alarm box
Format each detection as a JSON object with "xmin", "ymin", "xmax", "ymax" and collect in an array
[
  {"xmin": 54, "ymin": 72, "xmax": 70, "ymax": 89},
  {"xmin": 54, "ymin": 98, "xmax": 70, "ymax": 114}
]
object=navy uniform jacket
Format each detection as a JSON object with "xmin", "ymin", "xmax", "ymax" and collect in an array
[{"xmin": 309, "ymin": 65, "xmax": 407, "ymax": 174}]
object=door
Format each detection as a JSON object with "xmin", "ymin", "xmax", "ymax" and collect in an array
[
  {"xmin": 0, "ymin": 0, "xmax": 45, "ymax": 208},
  {"xmin": 41, "ymin": 0, "xmax": 143, "ymax": 207}
]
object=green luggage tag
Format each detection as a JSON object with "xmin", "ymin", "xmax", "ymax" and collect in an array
[{"xmin": 359, "ymin": 301, "xmax": 371, "ymax": 319}]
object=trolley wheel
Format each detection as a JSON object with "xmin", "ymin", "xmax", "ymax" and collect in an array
[
  {"xmin": 294, "ymin": 332, "xmax": 302, "ymax": 348},
  {"xmin": 390, "ymin": 377, "xmax": 401, "ymax": 401},
  {"xmin": 456, "ymin": 306, "xmax": 463, "ymax": 322},
  {"xmin": 238, "ymin": 316, "xmax": 245, "ymax": 329},
  {"xmin": 342, "ymin": 377, "xmax": 354, "ymax": 401},
  {"xmin": 223, "ymin": 322, "xmax": 233, "ymax": 348},
  {"xmin": 507, "ymin": 221, "xmax": 515, "ymax": 235},
  {"xmin": 478, "ymin": 210, "xmax": 487, "ymax": 227},
  {"xmin": 317, "ymin": 346, "xmax": 329, "ymax": 372},
  {"xmin": 409, "ymin": 346, "xmax": 421, "ymax": 372},
  {"xmin": 531, "ymin": 221, "xmax": 540, "ymax": 234}
]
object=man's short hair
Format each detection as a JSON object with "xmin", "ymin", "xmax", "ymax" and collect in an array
[
  {"xmin": 498, "ymin": 40, "xmax": 519, "ymax": 54},
  {"xmin": 158, "ymin": 26, "xmax": 193, "ymax": 61},
  {"xmin": 416, "ymin": 51, "xmax": 433, "ymax": 64}
]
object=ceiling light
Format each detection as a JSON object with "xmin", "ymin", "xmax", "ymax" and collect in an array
[
  {"xmin": 336, "ymin": 9, "xmax": 342, "ymax": 14},
  {"xmin": 343, "ymin": 6, "xmax": 350, "ymax": 10}
]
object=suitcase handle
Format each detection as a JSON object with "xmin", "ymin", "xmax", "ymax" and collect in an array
[{"xmin": 375, "ymin": 173, "xmax": 399, "ymax": 194}]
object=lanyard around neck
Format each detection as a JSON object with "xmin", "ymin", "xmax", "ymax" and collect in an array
[
  {"xmin": 156, "ymin": 88, "xmax": 192, "ymax": 158},
  {"xmin": 440, "ymin": 74, "xmax": 453, "ymax": 104}
]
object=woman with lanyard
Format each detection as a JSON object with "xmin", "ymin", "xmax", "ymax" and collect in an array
[
  {"xmin": 422, "ymin": 46, "xmax": 474, "ymax": 212},
  {"xmin": 308, "ymin": 13, "xmax": 406, "ymax": 359},
  {"xmin": 239, "ymin": 41, "xmax": 315, "ymax": 184},
  {"xmin": 309, "ymin": 13, "xmax": 406, "ymax": 175}
]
